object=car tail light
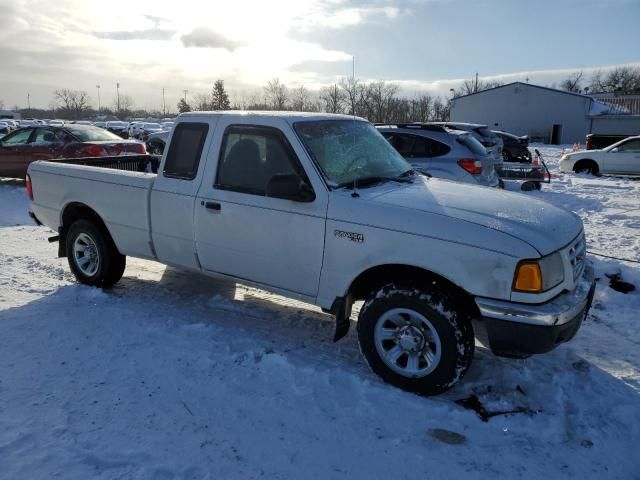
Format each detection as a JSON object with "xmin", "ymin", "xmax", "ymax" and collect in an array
[
  {"xmin": 82, "ymin": 144, "xmax": 106, "ymax": 157},
  {"xmin": 135, "ymin": 142, "xmax": 147, "ymax": 154},
  {"xmin": 585, "ymin": 136, "xmax": 592, "ymax": 150},
  {"xmin": 480, "ymin": 140, "xmax": 496, "ymax": 148},
  {"xmin": 458, "ymin": 159, "xmax": 483, "ymax": 175},
  {"xmin": 26, "ymin": 174, "xmax": 34, "ymax": 200}
]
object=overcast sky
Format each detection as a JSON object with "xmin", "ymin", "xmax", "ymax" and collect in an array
[{"xmin": 0, "ymin": 0, "xmax": 638, "ymax": 111}]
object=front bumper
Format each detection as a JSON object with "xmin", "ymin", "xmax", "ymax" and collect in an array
[{"xmin": 475, "ymin": 264, "xmax": 596, "ymax": 357}]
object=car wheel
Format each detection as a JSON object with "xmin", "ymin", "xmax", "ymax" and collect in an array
[
  {"xmin": 573, "ymin": 160, "xmax": 599, "ymax": 175},
  {"xmin": 357, "ymin": 283, "xmax": 474, "ymax": 396},
  {"xmin": 66, "ymin": 219, "xmax": 126, "ymax": 288}
]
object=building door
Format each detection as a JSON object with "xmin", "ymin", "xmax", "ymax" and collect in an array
[{"xmin": 551, "ymin": 124, "xmax": 563, "ymax": 145}]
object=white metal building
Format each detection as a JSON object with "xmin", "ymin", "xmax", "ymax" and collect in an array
[{"xmin": 450, "ymin": 82, "xmax": 640, "ymax": 144}]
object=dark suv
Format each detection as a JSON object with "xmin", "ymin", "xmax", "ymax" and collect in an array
[{"xmin": 493, "ymin": 130, "xmax": 532, "ymax": 162}]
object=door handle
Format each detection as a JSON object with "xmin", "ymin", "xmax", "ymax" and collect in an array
[{"xmin": 202, "ymin": 200, "xmax": 221, "ymax": 211}]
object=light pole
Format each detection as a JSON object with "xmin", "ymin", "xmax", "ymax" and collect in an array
[
  {"xmin": 96, "ymin": 84, "xmax": 101, "ymax": 112},
  {"xmin": 116, "ymin": 82, "xmax": 120, "ymax": 114},
  {"xmin": 162, "ymin": 87, "xmax": 166, "ymax": 117},
  {"xmin": 183, "ymin": 89, "xmax": 188, "ymax": 103},
  {"xmin": 27, "ymin": 93, "xmax": 31, "ymax": 111}
]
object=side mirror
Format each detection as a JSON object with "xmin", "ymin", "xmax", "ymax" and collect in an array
[
  {"xmin": 266, "ymin": 173, "xmax": 315, "ymax": 202},
  {"xmin": 610, "ymin": 147, "xmax": 619, "ymax": 153}
]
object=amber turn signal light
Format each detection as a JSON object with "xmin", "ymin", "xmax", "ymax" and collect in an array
[{"xmin": 513, "ymin": 262, "xmax": 543, "ymax": 292}]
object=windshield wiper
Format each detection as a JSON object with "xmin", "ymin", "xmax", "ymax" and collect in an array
[{"xmin": 337, "ymin": 173, "xmax": 414, "ymax": 190}]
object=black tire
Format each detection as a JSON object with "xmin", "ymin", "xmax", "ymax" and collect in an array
[
  {"xmin": 573, "ymin": 160, "xmax": 599, "ymax": 175},
  {"xmin": 357, "ymin": 284, "xmax": 474, "ymax": 396},
  {"xmin": 66, "ymin": 219, "xmax": 126, "ymax": 288},
  {"xmin": 146, "ymin": 140, "xmax": 165, "ymax": 156}
]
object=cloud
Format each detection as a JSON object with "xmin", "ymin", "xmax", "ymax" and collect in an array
[
  {"xmin": 93, "ymin": 28, "xmax": 176, "ymax": 41},
  {"xmin": 180, "ymin": 28, "xmax": 244, "ymax": 51}
]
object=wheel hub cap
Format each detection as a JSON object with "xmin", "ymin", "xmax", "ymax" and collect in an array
[{"xmin": 373, "ymin": 307, "xmax": 442, "ymax": 378}]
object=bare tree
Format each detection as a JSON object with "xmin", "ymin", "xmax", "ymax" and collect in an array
[
  {"xmin": 0, "ymin": 100, "xmax": 4, "ymax": 110},
  {"xmin": 193, "ymin": 93, "xmax": 210, "ymax": 111},
  {"xmin": 211, "ymin": 80, "xmax": 231, "ymax": 110},
  {"xmin": 319, "ymin": 84, "xmax": 344, "ymax": 114},
  {"xmin": 339, "ymin": 77, "xmax": 362, "ymax": 116},
  {"xmin": 291, "ymin": 85, "xmax": 311, "ymax": 111},
  {"xmin": 53, "ymin": 89, "xmax": 91, "ymax": 118},
  {"xmin": 589, "ymin": 66, "xmax": 640, "ymax": 94},
  {"xmin": 559, "ymin": 71, "xmax": 584, "ymax": 93},
  {"xmin": 454, "ymin": 78, "xmax": 503, "ymax": 97},
  {"xmin": 264, "ymin": 78, "xmax": 288, "ymax": 110}
]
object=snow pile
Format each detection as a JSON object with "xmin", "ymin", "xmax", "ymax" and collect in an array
[{"xmin": 1, "ymin": 148, "xmax": 639, "ymax": 478}]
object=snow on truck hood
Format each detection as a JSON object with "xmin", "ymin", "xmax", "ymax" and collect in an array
[{"xmin": 333, "ymin": 177, "xmax": 583, "ymax": 257}]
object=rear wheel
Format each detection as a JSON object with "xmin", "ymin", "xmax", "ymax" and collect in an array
[
  {"xmin": 573, "ymin": 159, "xmax": 599, "ymax": 175},
  {"xmin": 66, "ymin": 219, "xmax": 126, "ymax": 288},
  {"xmin": 357, "ymin": 284, "xmax": 474, "ymax": 396}
]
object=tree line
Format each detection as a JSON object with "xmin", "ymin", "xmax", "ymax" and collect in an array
[{"xmin": 558, "ymin": 66, "xmax": 640, "ymax": 94}]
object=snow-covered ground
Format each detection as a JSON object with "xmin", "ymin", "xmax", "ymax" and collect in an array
[{"xmin": 1, "ymin": 147, "xmax": 639, "ymax": 479}]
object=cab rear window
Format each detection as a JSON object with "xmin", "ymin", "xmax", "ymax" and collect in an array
[{"xmin": 163, "ymin": 122, "xmax": 209, "ymax": 180}]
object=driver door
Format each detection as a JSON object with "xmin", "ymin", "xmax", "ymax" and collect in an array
[
  {"xmin": 604, "ymin": 139, "xmax": 640, "ymax": 174},
  {"xmin": 0, "ymin": 128, "xmax": 35, "ymax": 178},
  {"xmin": 194, "ymin": 119, "xmax": 328, "ymax": 298}
]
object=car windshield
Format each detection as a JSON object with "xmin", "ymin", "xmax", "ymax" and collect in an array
[
  {"xmin": 294, "ymin": 120, "xmax": 411, "ymax": 187},
  {"xmin": 65, "ymin": 126, "xmax": 122, "ymax": 141}
]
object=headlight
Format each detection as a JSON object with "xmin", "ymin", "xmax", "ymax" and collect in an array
[
  {"xmin": 513, "ymin": 252, "xmax": 565, "ymax": 293},
  {"xmin": 560, "ymin": 155, "xmax": 568, "ymax": 161}
]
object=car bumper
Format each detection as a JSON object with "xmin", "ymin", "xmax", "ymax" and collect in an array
[{"xmin": 474, "ymin": 264, "xmax": 596, "ymax": 357}]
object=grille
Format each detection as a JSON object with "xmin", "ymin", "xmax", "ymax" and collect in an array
[{"xmin": 569, "ymin": 236, "xmax": 586, "ymax": 281}]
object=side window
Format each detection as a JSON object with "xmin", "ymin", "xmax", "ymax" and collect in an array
[
  {"xmin": 410, "ymin": 136, "xmax": 431, "ymax": 157},
  {"xmin": 163, "ymin": 122, "xmax": 209, "ymax": 180},
  {"xmin": 428, "ymin": 138, "xmax": 451, "ymax": 157},
  {"xmin": 216, "ymin": 125, "xmax": 303, "ymax": 196},
  {"xmin": 619, "ymin": 139, "xmax": 640, "ymax": 152},
  {"xmin": 32, "ymin": 128, "xmax": 57, "ymax": 144},
  {"xmin": 385, "ymin": 133, "xmax": 414, "ymax": 157},
  {"xmin": 2, "ymin": 128, "xmax": 33, "ymax": 145}
]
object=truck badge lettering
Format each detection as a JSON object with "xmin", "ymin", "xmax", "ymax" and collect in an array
[{"xmin": 334, "ymin": 230, "xmax": 364, "ymax": 243}]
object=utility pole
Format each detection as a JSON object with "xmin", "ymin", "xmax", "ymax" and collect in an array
[
  {"xmin": 162, "ymin": 87, "xmax": 166, "ymax": 117},
  {"xmin": 474, "ymin": 72, "xmax": 478, "ymax": 93},
  {"xmin": 183, "ymin": 89, "xmax": 188, "ymax": 103},
  {"xmin": 116, "ymin": 82, "xmax": 120, "ymax": 114},
  {"xmin": 27, "ymin": 93, "xmax": 31, "ymax": 111},
  {"xmin": 96, "ymin": 84, "xmax": 101, "ymax": 111}
]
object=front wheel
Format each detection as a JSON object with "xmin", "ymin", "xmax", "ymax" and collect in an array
[
  {"xmin": 357, "ymin": 284, "xmax": 474, "ymax": 395},
  {"xmin": 66, "ymin": 219, "xmax": 126, "ymax": 288}
]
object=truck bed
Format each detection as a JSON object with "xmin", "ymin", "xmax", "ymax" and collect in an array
[{"xmin": 28, "ymin": 156, "xmax": 159, "ymax": 260}]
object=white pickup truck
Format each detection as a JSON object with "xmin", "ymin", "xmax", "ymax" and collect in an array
[{"xmin": 27, "ymin": 112, "xmax": 596, "ymax": 395}]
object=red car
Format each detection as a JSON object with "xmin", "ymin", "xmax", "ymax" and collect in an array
[{"xmin": 0, "ymin": 125, "xmax": 147, "ymax": 178}]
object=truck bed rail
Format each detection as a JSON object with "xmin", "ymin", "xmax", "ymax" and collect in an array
[{"xmin": 49, "ymin": 155, "xmax": 160, "ymax": 173}]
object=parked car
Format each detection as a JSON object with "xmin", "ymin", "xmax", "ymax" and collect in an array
[
  {"xmin": 585, "ymin": 133, "xmax": 638, "ymax": 150},
  {"xmin": 493, "ymin": 130, "xmax": 532, "ymax": 162},
  {"xmin": 377, "ymin": 123, "xmax": 499, "ymax": 187},
  {"xmin": 138, "ymin": 122, "xmax": 164, "ymax": 141},
  {"xmin": 73, "ymin": 120, "xmax": 93, "ymax": 125},
  {"xmin": 145, "ymin": 130, "xmax": 170, "ymax": 155},
  {"xmin": 48, "ymin": 119, "xmax": 66, "ymax": 126},
  {"xmin": 27, "ymin": 111, "xmax": 595, "ymax": 396},
  {"xmin": 93, "ymin": 121, "xmax": 107, "ymax": 129},
  {"xmin": 429, "ymin": 122, "xmax": 503, "ymax": 163},
  {"xmin": 106, "ymin": 121, "xmax": 130, "ymax": 138},
  {"xmin": 559, "ymin": 136, "xmax": 640, "ymax": 175},
  {"xmin": 160, "ymin": 121, "xmax": 175, "ymax": 130},
  {"xmin": 0, "ymin": 125, "xmax": 146, "ymax": 178},
  {"xmin": 0, "ymin": 121, "xmax": 12, "ymax": 136},
  {"xmin": 128, "ymin": 122, "xmax": 144, "ymax": 139}
]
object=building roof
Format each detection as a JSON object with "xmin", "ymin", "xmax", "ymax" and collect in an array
[{"xmin": 452, "ymin": 82, "xmax": 593, "ymax": 101}]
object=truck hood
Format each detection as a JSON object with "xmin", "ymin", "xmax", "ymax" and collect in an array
[{"xmin": 348, "ymin": 177, "xmax": 583, "ymax": 256}]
